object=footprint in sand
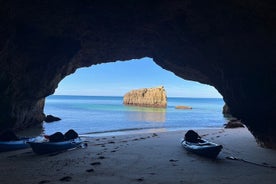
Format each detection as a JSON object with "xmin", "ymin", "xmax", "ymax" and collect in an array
[
  {"xmin": 86, "ymin": 168, "xmax": 94, "ymax": 172},
  {"xmin": 169, "ymin": 159, "xmax": 178, "ymax": 162},
  {"xmin": 169, "ymin": 159, "xmax": 178, "ymax": 166},
  {"xmin": 59, "ymin": 176, "xmax": 72, "ymax": 182},
  {"xmin": 98, "ymin": 156, "xmax": 105, "ymax": 159},
  {"xmin": 90, "ymin": 162, "xmax": 101, "ymax": 166},
  {"xmin": 135, "ymin": 177, "xmax": 144, "ymax": 182},
  {"xmin": 38, "ymin": 180, "xmax": 51, "ymax": 184}
]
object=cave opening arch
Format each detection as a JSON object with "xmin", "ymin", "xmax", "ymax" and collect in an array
[
  {"xmin": 43, "ymin": 57, "xmax": 226, "ymax": 135},
  {"xmin": 53, "ymin": 57, "xmax": 222, "ymax": 98}
]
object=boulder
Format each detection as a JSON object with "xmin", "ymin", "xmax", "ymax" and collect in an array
[
  {"xmin": 224, "ymin": 120, "xmax": 245, "ymax": 128},
  {"xmin": 44, "ymin": 115, "xmax": 61, "ymax": 123},
  {"xmin": 123, "ymin": 86, "xmax": 167, "ymax": 108}
]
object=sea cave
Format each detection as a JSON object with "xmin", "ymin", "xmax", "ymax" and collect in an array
[{"xmin": 0, "ymin": 0, "xmax": 275, "ymax": 148}]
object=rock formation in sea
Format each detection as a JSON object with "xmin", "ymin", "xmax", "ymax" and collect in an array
[
  {"xmin": 123, "ymin": 86, "xmax": 167, "ymax": 108},
  {"xmin": 0, "ymin": 1, "xmax": 275, "ymax": 148},
  {"xmin": 44, "ymin": 115, "xmax": 61, "ymax": 123}
]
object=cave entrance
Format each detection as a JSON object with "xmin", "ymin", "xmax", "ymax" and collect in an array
[{"xmin": 44, "ymin": 57, "xmax": 226, "ymax": 135}]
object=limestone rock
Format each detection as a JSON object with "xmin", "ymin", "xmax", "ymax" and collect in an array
[{"xmin": 123, "ymin": 86, "xmax": 167, "ymax": 108}]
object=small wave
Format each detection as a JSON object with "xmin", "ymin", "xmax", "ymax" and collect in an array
[
  {"xmin": 82, "ymin": 127, "xmax": 164, "ymax": 135},
  {"xmin": 82, "ymin": 127, "xmax": 167, "ymax": 136}
]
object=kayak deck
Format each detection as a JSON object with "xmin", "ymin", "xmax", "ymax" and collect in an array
[
  {"xmin": 181, "ymin": 139, "xmax": 223, "ymax": 158},
  {"xmin": 28, "ymin": 137, "xmax": 83, "ymax": 155}
]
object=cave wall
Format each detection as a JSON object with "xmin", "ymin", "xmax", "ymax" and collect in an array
[{"xmin": 0, "ymin": 0, "xmax": 275, "ymax": 147}]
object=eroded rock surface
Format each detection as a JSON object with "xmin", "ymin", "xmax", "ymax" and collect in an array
[
  {"xmin": 0, "ymin": 0, "xmax": 275, "ymax": 148},
  {"xmin": 123, "ymin": 86, "xmax": 167, "ymax": 108}
]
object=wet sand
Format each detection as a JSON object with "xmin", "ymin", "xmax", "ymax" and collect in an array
[{"xmin": 1, "ymin": 128, "xmax": 276, "ymax": 184}]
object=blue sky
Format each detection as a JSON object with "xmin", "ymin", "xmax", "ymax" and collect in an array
[{"xmin": 54, "ymin": 57, "xmax": 222, "ymax": 98}]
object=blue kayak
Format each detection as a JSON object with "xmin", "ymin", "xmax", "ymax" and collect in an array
[
  {"xmin": 0, "ymin": 138, "xmax": 35, "ymax": 152},
  {"xmin": 28, "ymin": 138, "xmax": 84, "ymax": 155},
  {"xmin": 181, "ymin": 138, "xmax": 223, "ymax": 158}
]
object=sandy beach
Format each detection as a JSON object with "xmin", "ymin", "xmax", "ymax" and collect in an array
[{"xmin": 1, "ymin": 128, "xmax": 276, "ymax": 184}]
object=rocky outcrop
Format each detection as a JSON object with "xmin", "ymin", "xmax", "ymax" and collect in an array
[
  {"xmin": 224, "ymin": 120, "xmax": 245, "ymax": 128},
  {"xmin": 222, "ymin": 104, "xmax": 231, "ymax": 115},
  {"xmin": 44, "ymin": 115, "xmax": 61, "ymax": 123},
  {"xmin": 123, "ymin": 86, "xmax": 167, "ymax": 108},
  {"xmin": 0, "ymin": 0, "xmax": 275, "ymax": 148},
  {"xmin": 222, "ymin": 104, "xmax": 235, "ymax": 120}
]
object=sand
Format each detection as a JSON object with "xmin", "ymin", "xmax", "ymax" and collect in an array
[{"xmin": 1, "ymin": 128, "xmax": 276, "ymax": 184}]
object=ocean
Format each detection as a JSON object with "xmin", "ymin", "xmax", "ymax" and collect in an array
[{"xmin": 42, "ymin": 96, "xmax": 227, "ymax": 136}]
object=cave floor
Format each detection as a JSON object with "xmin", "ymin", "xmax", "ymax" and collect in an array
[{"xmin": 1, "ymin": 128, "xmax": 276, "ymax": 184}]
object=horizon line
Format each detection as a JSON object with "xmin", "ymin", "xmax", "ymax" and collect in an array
[{"xmin": 48, "ymin": 94, "xmax": 223, "ymax": 99}]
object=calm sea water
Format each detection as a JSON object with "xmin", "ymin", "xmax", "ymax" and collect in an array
[{"xmin": 43, "ymin": 96, "xmax": 227, "ymax": 136}]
